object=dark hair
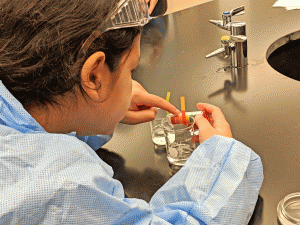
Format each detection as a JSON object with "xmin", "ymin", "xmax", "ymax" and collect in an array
[{"xmin": 0, "ymin": 0, "xmax": 141, "ymax": 109}]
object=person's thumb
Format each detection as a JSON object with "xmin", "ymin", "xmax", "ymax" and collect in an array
[{"xmin": 194, "ymin": 114, "xmax": 217, "ymax": 142}]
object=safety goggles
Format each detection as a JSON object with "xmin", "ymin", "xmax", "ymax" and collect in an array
[{"xmin": 79, "ymin": 0, "xmax": 167, "ymax": 57}]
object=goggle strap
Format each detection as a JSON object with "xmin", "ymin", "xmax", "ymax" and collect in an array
[{"xmin": 79, "ymin": 0, "xmax": 149, "ymax": 56}]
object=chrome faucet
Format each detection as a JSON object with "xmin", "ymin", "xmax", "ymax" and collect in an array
[
  {"xmin": 208, "ymin": 6, "xmax": 245, "ymax": 31},
  {"xmin": 205, "ymin": 6, "xmax": 247, "ymax": 92},
  {"xmin": 205, "ymin": 33, "xmax": 247, "ymax": 68}
]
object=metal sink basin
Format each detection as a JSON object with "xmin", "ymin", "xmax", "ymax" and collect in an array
[{"xmin": 267, "ymin": 31, "xmax": 300, "ymax": 81}]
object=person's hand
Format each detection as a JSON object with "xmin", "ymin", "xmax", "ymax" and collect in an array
[
  {"xmin": 120, "ymin": 80, "xmax": 180, "ymax": 125},
  {"xmin": 146, "ymin": 0, "xmax": 159, "ymax": 15},
  {"xmin": 194, "ymin": 103, "xmax": 233, "ymax": 143}
]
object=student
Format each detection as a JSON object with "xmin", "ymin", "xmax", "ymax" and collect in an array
[{"xmin": 0, "ymin": 0, "xmax": 263, "ymax": 224}]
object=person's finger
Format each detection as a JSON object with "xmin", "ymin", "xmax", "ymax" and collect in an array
[
  {"xmin": 121, "ymin": 108, "xmax": 157, "ymax": 124},
  {"xmin": 135, "ymin": 92, "xmax": 180, "ymax": 115},
  {"xmin": 194, "ymin": 114, "xmax": 217, "ymax": 142},
  {"xmin": 137, "ymin": 105, "xmax": 158, "ymax": 116},
  {"xmin": 130, "ymin": 108, "xmax": 157, "ymax": 124},
  {"xmin": 196, "ymin": 103, "xmax": 223, "ymax": 116},
  {"xmin": 153, "ymin": 107, "xmax": 158, "ymax": 114},
  {"xmin": 196, "ymin": 103, "xmax": 227, "ymax": 127},
  {"xmin": 137, "ymin": 105, "xmax": 151, "ymax": 111}
]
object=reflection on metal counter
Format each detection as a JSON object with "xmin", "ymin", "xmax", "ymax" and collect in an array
[{"xmin": 140, "ymin": 16, "xmax": 168, "ymax": 68}]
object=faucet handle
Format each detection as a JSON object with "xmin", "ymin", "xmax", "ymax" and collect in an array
[
  {"xmin": 221, "ymin": 6, "xmax": 245, "ymax": 29},
  {"xmin": 221, "ymin": 35, "xmax": 231, "ymax": 44},
  {"xmin": 205, "ymin": 35, "xmax": 233, "ymax": 59},
  {"xmin": 222, "ymin": 6, "xmax": 245, "ymax": 19},
  {"xmin": 210, "ymin": 6, "xmax": 245, "ymax": 31},
  {"xmin": 230, "ymin": 6, "xmax": 245, "ymax": 17}
]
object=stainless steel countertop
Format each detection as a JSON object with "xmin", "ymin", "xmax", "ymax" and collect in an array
[{"xmin": 103, "ymin": 0, "xmax": 300, "ymax": 224}]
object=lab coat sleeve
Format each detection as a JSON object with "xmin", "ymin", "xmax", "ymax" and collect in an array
[
  {"xmin": 149, "ymin": 135, "xmax": 264, "ymax": 224},
  {"xmin": 0, "ymin": 134, "xmax": 263, "ymax": 225}
]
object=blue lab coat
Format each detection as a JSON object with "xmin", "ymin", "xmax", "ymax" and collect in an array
[{"xmin": 0, "ymin": 81, "xmax": 263, "ymax": 224}]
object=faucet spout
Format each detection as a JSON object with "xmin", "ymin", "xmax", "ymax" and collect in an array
[
  {"xmin": 230, "ymin": 35, "xmax": 247, "ymax": 42},
  {"xmin": 209, "ymin": 20, "xmax": 230, "ymax": 30},
  {"xmin": 205, "ymin": 47, "xmax": 226, "ymax": 59}
]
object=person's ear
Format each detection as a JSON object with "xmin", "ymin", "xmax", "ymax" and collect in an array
[{"xmin": 80, "ymin": 51, "xmax": 113, "ymax": 102}]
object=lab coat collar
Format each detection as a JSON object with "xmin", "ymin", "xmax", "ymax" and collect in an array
[{"xmin": 0, "ymin": 80, "xmax": 46, "ymax": 133}]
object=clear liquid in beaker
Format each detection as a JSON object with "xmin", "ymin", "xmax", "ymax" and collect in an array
[{"xmin": 152, "ymin": 123, "xmax": 166, "ymax": 146}]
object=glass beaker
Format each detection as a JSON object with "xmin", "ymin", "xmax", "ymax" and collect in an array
[
  {"xmin": 150, "ymin": 117, "xmax": 166, "ymax": 151},
  {"xmin": 162, "ymin": 114, "xmax": 196, "ymax": 166},
  {"xmin": 277, "ymin": 192, "xmax": 300, "ymax": 224}
]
